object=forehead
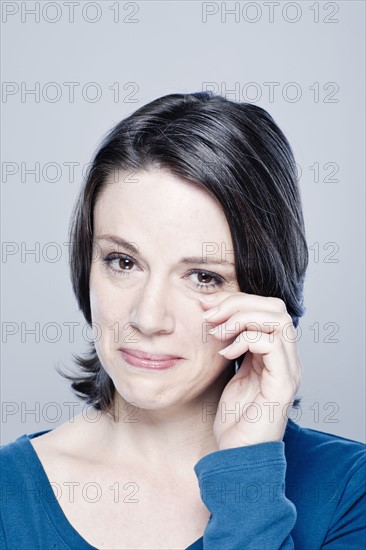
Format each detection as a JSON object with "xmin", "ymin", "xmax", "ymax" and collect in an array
[{"xmin": 94, "ymin": 168, "xmax": 233, "ymax": 248}]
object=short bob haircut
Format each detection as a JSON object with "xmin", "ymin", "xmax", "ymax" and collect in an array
[{"xmin": 58, "ymin": 91, "xmax": 308, "ymax": 417}]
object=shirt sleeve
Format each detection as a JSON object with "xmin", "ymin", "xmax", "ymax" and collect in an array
[
  {"xmin": 194, "ymin": 441, "xmax": 296, "ymax": 549},
  {"xmin": 321, "ymin": 454, "xmax": 366, "ymax": 548},
  {"xmin": 0, "ymin": 511, "xmax": 8, "ymax": 549}
]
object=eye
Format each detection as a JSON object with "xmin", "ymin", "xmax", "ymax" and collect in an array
[
  {"xmin": 197, "ymin": 271, "xmax": 213, "ymax": 284},
  {"xmin": 102, "ymin": 253, "xmax": 136, "ymax": 275},
  {"xmin": 118, "ymin": 258, "xmax": 133, "ymax": 271},
  {"xmin": 186, "ymin": 270, "xmax": 225, "ymax": 291}
]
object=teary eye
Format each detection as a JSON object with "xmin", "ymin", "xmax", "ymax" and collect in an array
[
  {"xmin": 194, "ymin": 272, "xmax": 215, "ymax": 284},
  {"xmin": 186, "ymin": 270, "xmax": 225, "ymax": 291}
]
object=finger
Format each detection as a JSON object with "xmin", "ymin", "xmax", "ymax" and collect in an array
[
  {"xmin": 219, "ymin": 332, "xmax": 298, "ymax": 396},
  {"xmin": 227, "ymin": 326, "xmax": 299, "ymax": 389},
  {"xmin": 233, "ymin": 350, "xmax": 253, "ymax": 379},
  {"xmin": 198, "ymin": 291, "xmax": 238, "ymax": 310},
  {"xmin": 206, "ymin": 310, "xmax": 292, "ymax": 342},
  {"xmin": 200, "ymin": 292, "xmax": 288, "ymax": 321},
  {"xmin": 199, "ymin": 291, "xmax": 301, "ymax": 387},
  {"xmin": 208, "ymin": 306, "xmax": 300, "ymax": 386},
  {"xmin": 205, "ymin": 309, "xmax": 300, "ymax": 381}
]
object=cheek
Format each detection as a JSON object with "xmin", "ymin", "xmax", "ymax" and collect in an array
[
  {"xmin": 90, "ymin": 269, "xmax": 224, "ymax": 356},
  {"xmin": 89, "ymin": 269, "xmax": 131, "ymax": 326},
  {"xmin": 175, "ymin": 296, "xmax": 223, "ymax": 355}
]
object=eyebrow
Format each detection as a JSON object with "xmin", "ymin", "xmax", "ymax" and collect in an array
[
  {"xmin": 95, "ymin": 234, "xmax": 235, "ymax": 267},
  {"xmin": 96, "ymin": 235, "xmax": 138, "ymax": 255}
]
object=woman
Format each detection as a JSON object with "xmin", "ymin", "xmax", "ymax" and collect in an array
[{"xmin": 1, "ymin": 92, "xmax": 365, "ymax": 549}]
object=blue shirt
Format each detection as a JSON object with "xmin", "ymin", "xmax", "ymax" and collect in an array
[{"xmin": 1, "ymin": 419, "xmax": 365, "ymax": 549}]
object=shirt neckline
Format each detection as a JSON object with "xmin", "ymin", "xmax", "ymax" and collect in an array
[
  {"xmin": 16, "ymin": 429, "xmax": 204, "ymax": 549},
  {"xmin": 15, "ymin": 419, "xmax": 300, "ymax": 549},
  {"xmin": 15, "ymin": 429, "xmax": 98, "ymax": 549}
]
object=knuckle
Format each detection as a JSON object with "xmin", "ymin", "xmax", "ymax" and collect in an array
[
  {"xmin": 270, "ymin": 297, "xmax": 287, "ymax": 312},
  {"xmin": 282, "ymin": 312, "xmax": 294, "ymax": 326}
]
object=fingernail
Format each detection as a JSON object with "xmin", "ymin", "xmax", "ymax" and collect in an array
[{"xmin": 218, "ymin": 343, "xmax": 233, "ymax": 355}]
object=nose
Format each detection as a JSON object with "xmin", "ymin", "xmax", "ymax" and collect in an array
[{"xmin": 129, "ymin": 275, "xmax": 175, "ymax": 336}]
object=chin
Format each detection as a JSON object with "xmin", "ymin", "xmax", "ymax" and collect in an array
[{"xmin": 114, "ymin": 387, "xmax": 182, "ymax": 411}]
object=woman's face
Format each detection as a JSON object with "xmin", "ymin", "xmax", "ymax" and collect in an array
[{"xmin": 89, "ymin": 167, "xmax": 240, "ymax": 409}]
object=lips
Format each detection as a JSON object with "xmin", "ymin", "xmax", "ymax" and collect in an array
[{"xmin": 118, "ymin": 348, "xmax": 183, "ymax": 370}]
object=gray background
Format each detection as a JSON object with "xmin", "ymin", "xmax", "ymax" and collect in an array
[{"xmin": 1, "ymin": 1, "xmax": 365, "ymax": 445}]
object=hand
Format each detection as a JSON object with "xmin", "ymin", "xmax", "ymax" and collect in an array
[{"xmin": 200, "ymin": 291, "xmax": 302, "ymax": 450}]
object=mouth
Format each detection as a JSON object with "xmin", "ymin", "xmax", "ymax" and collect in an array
[{"xmin": 118, "ymin": 348, "xmax": 183, "ymax": 370}]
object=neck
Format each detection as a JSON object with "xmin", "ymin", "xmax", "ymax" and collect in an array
[{"xmin": 96, "ymin": 364, "xmax": 235, "ymax": 473}]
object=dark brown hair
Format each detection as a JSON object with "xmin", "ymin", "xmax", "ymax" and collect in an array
[{"xmin": 57, "ymin": 91, "xmax": 308, "ymax": 416}]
